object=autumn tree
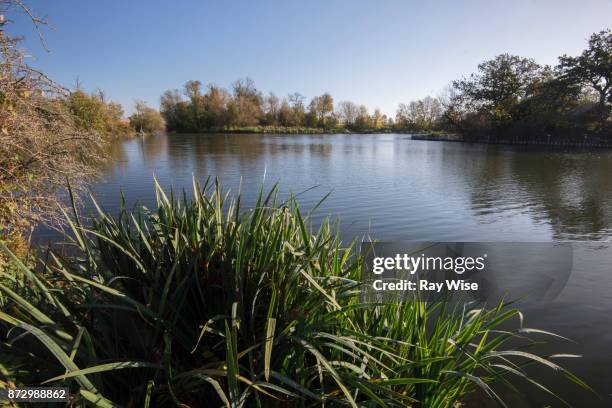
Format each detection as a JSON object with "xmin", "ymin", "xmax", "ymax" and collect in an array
[
  {"xmin": 354, "ymin": 105, "xmax": 372, "ymax": 130},
  {"xmin": 66, "ymin": 90, "xmax": 132, "ymax": 139},
  {"xmin": 262, "ymin": 93, "xmax": 280, "ymax": 125},
  {"xmin": 288, "ymin": 92, "xmax": 306, "ymax": 125},
  {"xmin": 308, "ymin": 93, "xmax": 334, "ymax": 128},
  {"xmin": 129, "ymin": 101, "xmax": 165, "ymax": 134},
  {"xmin": 0, "ymin": 2, "xmax": 106, "ymax": 247},
  {"xmin": 336, "ymin": 100, "xmax": 359, "ymax": 128},
  {"xmin": 372, "ymin": 109, "xmax": 384, "ymax": 129},
  {"xmin": 203, "ymin": 84, "xmax": 231, "ymax": 127},
  {"xmin": 230, "ymin": 77, "xmax": 262, "ymax": 127},
  {"xmin": 395, "ymin": 97, "xmax": 442, "ymax": 130}
]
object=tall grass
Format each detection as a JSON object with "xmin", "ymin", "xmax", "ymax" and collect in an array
[{"xmin": 0, "ymin": 179, "xmax": 589, "ymax": 407}]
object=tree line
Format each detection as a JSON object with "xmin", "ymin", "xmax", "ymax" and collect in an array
[
  {"xmin": 160, "ymin": 28, "xmax": 611, "ymax": 139},
  {"xmin": 444, "ymin": 29, "xmax": 611, "ymax": 141},
  {"xmin": 160, "ymin": 78, "xmax": 405, "ymax": 133}
]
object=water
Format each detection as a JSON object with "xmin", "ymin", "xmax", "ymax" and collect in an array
[{"xmin": 36, "ymin": 133, "xmax": 612, "ymax": 406}]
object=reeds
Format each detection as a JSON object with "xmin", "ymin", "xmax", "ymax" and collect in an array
[{"xmin": 0, "ymin": 179, "xmax": 589, "ymax": 407}]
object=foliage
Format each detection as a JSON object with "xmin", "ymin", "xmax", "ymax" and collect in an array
[
  {"xmin": 558, "ymin": 29, "xmax": 611, "ymax": 107},
  {"xmin": 129, "ymin": 101, "xmax": 166, "ymax": 135},
  {"xmin": 396, "ymin": 97, "xmax": 443, "ymax": 131},
  {"xmin": 444, "ymin": 30, "xmax": 611, "ymax": 140},
  {"xmin": 0, "ymin": 180, "xmax": 589, "ymax": 407},
  {"xmin": 160, "ymin": 79, "xmax": 398, "ymax": 133},
  {"xmin": 66, "ymin": 90, "xmax": 133, "ymax": 140},
  {"xmin": 0, "ymin": 4, "xmax": 106, "ymax": 240}
]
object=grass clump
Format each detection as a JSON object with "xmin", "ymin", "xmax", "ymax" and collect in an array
[{"xmin": 0, "ymin": 179, "xmax": 589, "ymax": 407}]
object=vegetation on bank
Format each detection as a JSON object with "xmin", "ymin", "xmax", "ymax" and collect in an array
[
  {"xmin": 445, "ymin": 30, "xmax": 611, "ymax": 142},
  {"xmin": 0, "ymin": 2, "xmax": 161, "ymax": 253},
  {"xmin": 0, "ymin": 5, "xmax": 106, "ymax": 252},
  {"xmin": 65, "ymin": 90, "xmax": 133, "ymax": 140},
  {"xmin": 0, "ymin": 180, "xmax": 590, "ymax": 407},
  {"xmin": 159, "ymin": 29, "xmax": 610, "ymax": 141},
  {"xmin": 178, "ymin": 125, "xmax": 414, "ymax": 134},
  {"xmin": 129, "ymin": 100, "xmax": 166, "ymax": 135}
]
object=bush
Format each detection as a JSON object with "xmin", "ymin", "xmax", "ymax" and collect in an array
[
  {"xmin": 0, "ymin": 180, "xmax": 589, "ymax": 407},
  {"xmin": 66, "ymin": 90, "xmax": 134, "ymax": 140}
]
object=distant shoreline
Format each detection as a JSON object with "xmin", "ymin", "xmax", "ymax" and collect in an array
[
  {"xmin": 162, "ymin": 129, "xmax": 612, "ymax": 148},
  {"xmin": 166, "ymin": 127, "xmax": 444, "ymax": 135},
  {"xmin": 411, "ymin": 134, "xmax": 612, "ymax": 149},
  {"xmin": 168, "ymin": 127, "xmax": 409, "ymax": 135}
]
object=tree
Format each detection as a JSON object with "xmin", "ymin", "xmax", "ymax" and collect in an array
[
  {"xmin": 336, "ymin": 100, "xmax": 359, "ymax": 128},
  {"xmin": 159, "ymin": 89, "xmax": 183, "ymax": 130},
  {"xmin": 354, "ymin": 105, "xmax": 372, "ymax": 130},
  {"xmin": 184, "ymin": 80, "xmax": 203, "ymax": 101},
  {"xmin": 439, "ymin": 85, "xmax": 470, "ymax": 132},
  {"xmin": 372, "ymin": 109, "xmax": 384, "ymax": 129},
  {"xmin": 288, "ymin": 92, "xmax": 306, "ymax": 125},
  {"xmin": 183, "ymin": 80, "xmax": 206, "ymax": 130},
  {"xmin": 308, "ymin": 93, "xmax": 334, "ymax": 128},
  {"xmin": 453, "ymin": 54, "xmax": 543, "ymax": 122},
  {"xmin": 395, "ymin": 103, "xmax": 411, "ymax": 128},
  {"xmin": 558, "ymin": 29, "xmax": 611, "ymax": 107},
  {"xmin": 203, "ymin": 84, "xmax": 230, "ymax": 127},
  {"xmin": 231, "ymin": 78, "xmax": 262, "ymax": 127},
  {"xmin": 396, "ymin": 97, "xmax": 442, "ymax": 130},
  {"xmin": 262, "ymin": 93, "xmax": 280, "ymax": 125},
  {"xmin": 277, "ymin": 100, "xmax": 292, "ymax": 126},
  {"xmin": 66, "ymin": 90, "xmax": 132, "ymax": 139},
  {"xmin": 129, "ymin": 101, "xmax": 165, "ymax": 134}
]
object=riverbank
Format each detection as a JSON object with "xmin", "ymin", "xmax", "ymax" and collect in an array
[
  {"xmin": 170, "ymin": 126, "xmax": 418, "ymax": 134},
  {"xmin": 411, "ymin": 133, "xmax": 612, "ymax": 148}
]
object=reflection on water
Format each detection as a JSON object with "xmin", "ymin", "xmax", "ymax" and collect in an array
[
  {"xmin": 93, "ymin": 133, "xmax": 612, "ymax": 243},
  {"xmin": 37, "ymin": 133, "xmax": 612, "ymax": 407}
]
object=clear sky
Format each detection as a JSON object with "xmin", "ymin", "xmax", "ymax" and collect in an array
[{"xmin": 9, "ymin": 0, "xmax": 612, "ymax": 116}]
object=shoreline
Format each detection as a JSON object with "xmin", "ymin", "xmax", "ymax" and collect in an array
[
  {"xmin": 163, "ymin": 130, "xmax": 612, "ymax": 149},
  {"xmin": 411, "ymin": 134, "xmax": 612, "ymax": 149},
  {"xmin": 167, "ymin": 127, "xmax": 419, "ymax": 135}
]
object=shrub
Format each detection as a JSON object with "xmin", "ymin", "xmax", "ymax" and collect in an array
[{"xmin": 66, "ymin": 90, "xmax": 133, "ymax": 140}]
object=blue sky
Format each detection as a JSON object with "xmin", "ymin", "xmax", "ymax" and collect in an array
[{"xmin": 9, "ymin": 0, "xmax": 612, "ymax": 116}]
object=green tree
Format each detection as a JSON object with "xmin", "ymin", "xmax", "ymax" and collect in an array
[
  {"xmin": 558, "ymin": 29, "xmax": 611, "ymax": 107},
  {"xmin": 183, "ymin": 80, "xmax": 206, "ymax": 130},
  {"xmin": 159, "ymin": 89, "xmax": 183, "ymax": 131},
  {"xmin": 453, "ymin": 54, "xmax": 543, "ymax": 123}
]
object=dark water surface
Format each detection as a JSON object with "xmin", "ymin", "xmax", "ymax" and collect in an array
[{"xmin": 37, "ymin": 133, "xmax": 612, "ymax": 406}]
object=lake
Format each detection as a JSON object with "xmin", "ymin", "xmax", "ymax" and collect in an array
[{"xmin": 36, "ymin": 133, "xmax": 612, "ymax": 406}]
